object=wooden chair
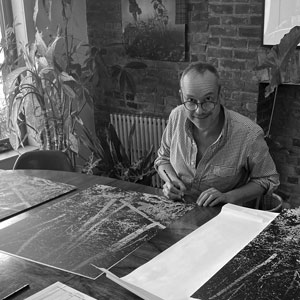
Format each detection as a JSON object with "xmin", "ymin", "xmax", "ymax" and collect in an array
[{"xmin": 13, "ymin": 150, "xmax": 74, "ymax": 172}]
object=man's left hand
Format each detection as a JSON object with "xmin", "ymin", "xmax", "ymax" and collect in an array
[{"xmin": 196, "ymin": 187, "xmax": 229, "ymax": 207}]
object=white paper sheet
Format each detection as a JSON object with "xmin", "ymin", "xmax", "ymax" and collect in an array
[
  {"xmin": 25, "ymin": 281, "xmax": 96, "ymax": 300},
  {"xmin": 100, "ymin": 204, "xmax": 279, "ymax": 300}
]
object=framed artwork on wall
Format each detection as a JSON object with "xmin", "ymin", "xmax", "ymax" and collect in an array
[
  {"xmin": 263, "ymin": 0, "xmax": 300, "ymax": 45},
  {"xmin": 121, "ymin": 0, "xmax": 186, "ymax": 62}
]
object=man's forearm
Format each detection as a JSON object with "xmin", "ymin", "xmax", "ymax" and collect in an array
[
  {"xmin": 157, "ymin": 164, "xmax": 178, "ymax": 183},
  {"xmin": 225, "ymin": 182, "xmax": 266, "ymax": 206}
]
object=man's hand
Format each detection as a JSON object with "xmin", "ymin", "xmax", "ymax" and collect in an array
[
  {"xmin": 196, "ymin": 187, "xmax": 230, "ymax": 207},
  {"xmin": 163, "ymin": 178, "xmax": 186, "ymax": 201}
]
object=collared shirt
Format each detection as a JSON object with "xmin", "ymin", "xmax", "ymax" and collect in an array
[{"xmin": 154, "ymin": 105, "xmax": 279, "ymax": 194}]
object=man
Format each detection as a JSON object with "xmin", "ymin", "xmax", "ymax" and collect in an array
[{"xmin": 154, "ymin": 62, "xmax": 279, "ymax": 207}]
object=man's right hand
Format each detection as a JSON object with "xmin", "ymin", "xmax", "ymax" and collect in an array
[{"xmin": 162, "ymin": 179, "xmax": 186, "ymax": 201}]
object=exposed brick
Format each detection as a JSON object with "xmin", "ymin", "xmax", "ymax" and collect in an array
[
  {"xmin": 219, "ymin": 59, "xmax": 246, "ymax": 70},
  {"xmin": 208, "ymin": 37, "xmax": 220, "ymax": 46},
  {"xmin": 209, "ymin": 17, "xmax": 221, "ymax": 25},
  {"xmin": 190, "ymin": 53, "xmax": 207, "ymax": 62},
  {"xmin": 235, "ymin": 4, "xmax": 251, "ymax": 14},
  {"xmin": 234, "ymin": 50, "xmax": 257, "ymax": 59},
  {"xmin": 250, "ymin": 3, "xmax": 263, "ymax": 14},
  {"xmin": 193, "ymin": 33, "xmax": 209, "ymax": 44},
  {"xmin": 239, "ymin": 26, "xmax": 261, "ymax": 38},
  {"xmin": 221, "ymin": 37, "xmax": 248, "ymax": 48},
  {"xmin": 190, "ymin": 43, "xmax": 207, "ymax": 53},
  {"xmin": 207, "ymin": 47, "xmax": 232, "ymax": 59},
  {"xmin": 210, "ymin": 26, "xmax": 237, "ymax": 37},
  {"xmin": 190, "ymin": 22, "xmax": 209, "ymax": 32},
  {"xmin": 243, "ymin": 82, "xmax": 259, "ymax": 92},
  {"xmin": 221, "ymin": 16, "xmax": 249, "ymax": 25},
  {"xmin": 236, "ymin": 3, "xmax": 263, "ymax": 15},
  {"xmin": 250, "ymin": 15, "xmax": 263, "ymax": 25},
  {"xmin": 209, "ymin": 4, "xmax": 234, "ymax": 14},
  {"xmin": 232, "ymin": 91, "xmax": 257, "ymax": 102},
  {"xmin": 191, "ymin": 13, "xmax": 201, "ymax": 22},
  {"xmin": 190, "ymin": 2, "xmax": 208, "ymax": 12},
  {"xmin": 248, "ymin": 39, "xmax": 263, "ymax": 49},
  {"xmin": 219, "ymin": 70, "xmax": 233, "ymax": 80}
]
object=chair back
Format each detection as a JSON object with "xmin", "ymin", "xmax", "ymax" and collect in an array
[{"xmin": 13, "ymin": 150, "xmax": 74, "ymax": 172}]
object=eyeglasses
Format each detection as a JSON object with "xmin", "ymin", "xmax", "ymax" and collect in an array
[{"xmin": 180, "ymin": 91, "xmax": 218, "ymax": 112}]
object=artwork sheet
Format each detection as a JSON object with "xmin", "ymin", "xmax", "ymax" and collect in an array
[
  {"xmin": 101, "ymin": 204, "xmax": 278, "ymax": 300},
  {"xmin": 0, "ymin": 170, "xmax": 76, "ymax": 221},
  {"xmin": 0, "ymin": 184, "xmax": 193, "ymax": 279}
]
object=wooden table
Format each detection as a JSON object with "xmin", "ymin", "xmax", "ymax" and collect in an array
[{"xmin": 0, "ymin": 170, "xmax": 220, "ymax": 299}]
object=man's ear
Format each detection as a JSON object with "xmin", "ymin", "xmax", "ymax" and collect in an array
[{"xmin": 218, "ymin": 86, "xmax": 225, "ymax": 105}]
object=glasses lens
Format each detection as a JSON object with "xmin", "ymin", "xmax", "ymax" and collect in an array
[
  {"xmin": 184, "ymin": 101, "xmax": 197, "ymax": 111},
  {"xmin": 202, "ymin": 102, "xmax": 215, "ymax": 111},
  {"xmin": 184, "ymin": 101, "xmax": 216, "ymax": 111}
]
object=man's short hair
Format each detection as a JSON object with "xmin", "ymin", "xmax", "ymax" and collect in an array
[{"xmin": 180, "ymin": 62, "xmax": 220, "ymax": 87}]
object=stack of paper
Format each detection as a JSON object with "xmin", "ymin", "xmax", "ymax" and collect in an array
[{"xmin": 25, "ymin": 282, "xmax": 96, "ymax": 300}]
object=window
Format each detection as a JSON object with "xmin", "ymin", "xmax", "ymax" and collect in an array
[
  {"xmin": 0, "ymin": 29, "xmax": 9, "ymax": 141},
  {"xmin": 0, "ymin": 0, "xmax": 23, "ymax": 152}
]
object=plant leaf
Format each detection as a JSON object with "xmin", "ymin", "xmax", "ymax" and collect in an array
[
  {"xmin": 254, "ymin": 26, "xmax": 300, "ymax": 97},
  {"xmin": 127, "ymin": 122, "xmax": 135, "ymax": 164},
  {"xmin": 108, "ymin": 123, "xmax": 130, "ymax": 166},
  {"xmin": 119, "ymin": 70, "xmax": 126, "ymax": 93},
  {"xmin": 59, "ymin": 71, "xmax": 75, "ymax": 82},
  {"xmin": 45, "ymin": 34, "xmax": 62, "ymax": 65},
  {"xmin": 4, "ymin": 66, "xmax": 28, "ymax": 94},
  {"xmin": 141, "ymin": 144, "xmax": 154, "ymax": 170},
  {"xmin": 124, "ymin": 70, "xmax": 136, "ymax": 95},
  {"xmin": 111, "ymin": 65, "xmax": 121, "ymax": 78},
  {"xmin": 35, "ymin": 31, "xmax": 48, "ymax": 57}
]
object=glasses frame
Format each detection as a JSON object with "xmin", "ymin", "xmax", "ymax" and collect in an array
[{"xmin": 179, "ymin": 90, "xmax": 218, "ymax": 112}]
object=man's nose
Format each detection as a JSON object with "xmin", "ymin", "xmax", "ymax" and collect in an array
[{"xmin": 195, "ymin": 103, "xmax": 204, "ymax": 113}]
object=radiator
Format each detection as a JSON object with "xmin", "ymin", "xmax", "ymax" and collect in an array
[{"xmin": 110, "ymin": 113, "xmax": 167, "ymax": 188}]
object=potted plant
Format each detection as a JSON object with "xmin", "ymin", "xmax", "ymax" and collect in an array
[
  {"xmin": 4, "ymin": 28, "xmax": 97, "ymax": 167},
  {"xmin": 254, "ymin": 25, "xmax": 300, "ymax": 210},
  {"xmin": 255, "ymin": 25, "xmax": 300, "ymax": 141},
  {"xmin": 81, "ymin": 122, "xmax": 156, "ymax": 186}
]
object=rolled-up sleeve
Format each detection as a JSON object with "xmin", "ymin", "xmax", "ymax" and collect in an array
[
  {"xmin": 247, "ymin": 131, "xmax": 280, "ymax": 194},
  {"xmin": 154, "ymin": 109, "xmax": 178, "ymax": 171}
]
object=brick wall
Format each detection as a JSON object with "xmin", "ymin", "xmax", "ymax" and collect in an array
[
  {"xmin": 86, "ymin": 0, "xmax": 266, "ymax": 127},
  {"xmin": 86, "ymin": 0, "xmax": 300, "ymax": 207}
]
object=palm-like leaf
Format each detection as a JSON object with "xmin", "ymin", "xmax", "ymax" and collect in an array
[{"xmin": 255, "ymin": 26, "xmax": 300, "ymax": 97}]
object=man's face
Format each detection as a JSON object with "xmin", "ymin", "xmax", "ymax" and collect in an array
[{"xmin": 180, "ymin": 70, "xmax": 221, "ymax": 131}]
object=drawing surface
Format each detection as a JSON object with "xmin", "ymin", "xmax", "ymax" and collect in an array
[
  {"xmin": 0, "ymin": 184, "xmax": 194, "ymax": 279},
  {"xmin": 0, "ymin": 170, "xmax": 75, "ymax": 221}
]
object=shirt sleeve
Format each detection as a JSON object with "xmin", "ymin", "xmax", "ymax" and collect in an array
[
  {"xmin": 154, "ymin": 110, "xmax": 175, "ymax": 171},
  {"xmin": 247, "ymin": 130, "xmax": 280, "ymax": 195}
]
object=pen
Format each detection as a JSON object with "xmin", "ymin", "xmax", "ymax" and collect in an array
[
  {"xmin": 163, "ymin": 170, "xmax": 185, "ymax": 203},
  {"xmin": 1, "ymin": 284, "xmax": 30, "ymax": 300}
]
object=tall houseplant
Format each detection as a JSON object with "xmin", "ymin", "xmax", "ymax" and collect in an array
[
  {"xmin": 254, "ymin": 26, "xmax": 300, "ymax": 209},
  {"xmin": 3, "ymin": 0, "xmax": 101, "ymax": 168},
  {"xmin": 255, "ymin": 25, "xmax": 300, "ymax": 140},
  {"xmin": 4, "ymin": 29, "xmax": 96, "ymax": 166}
]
